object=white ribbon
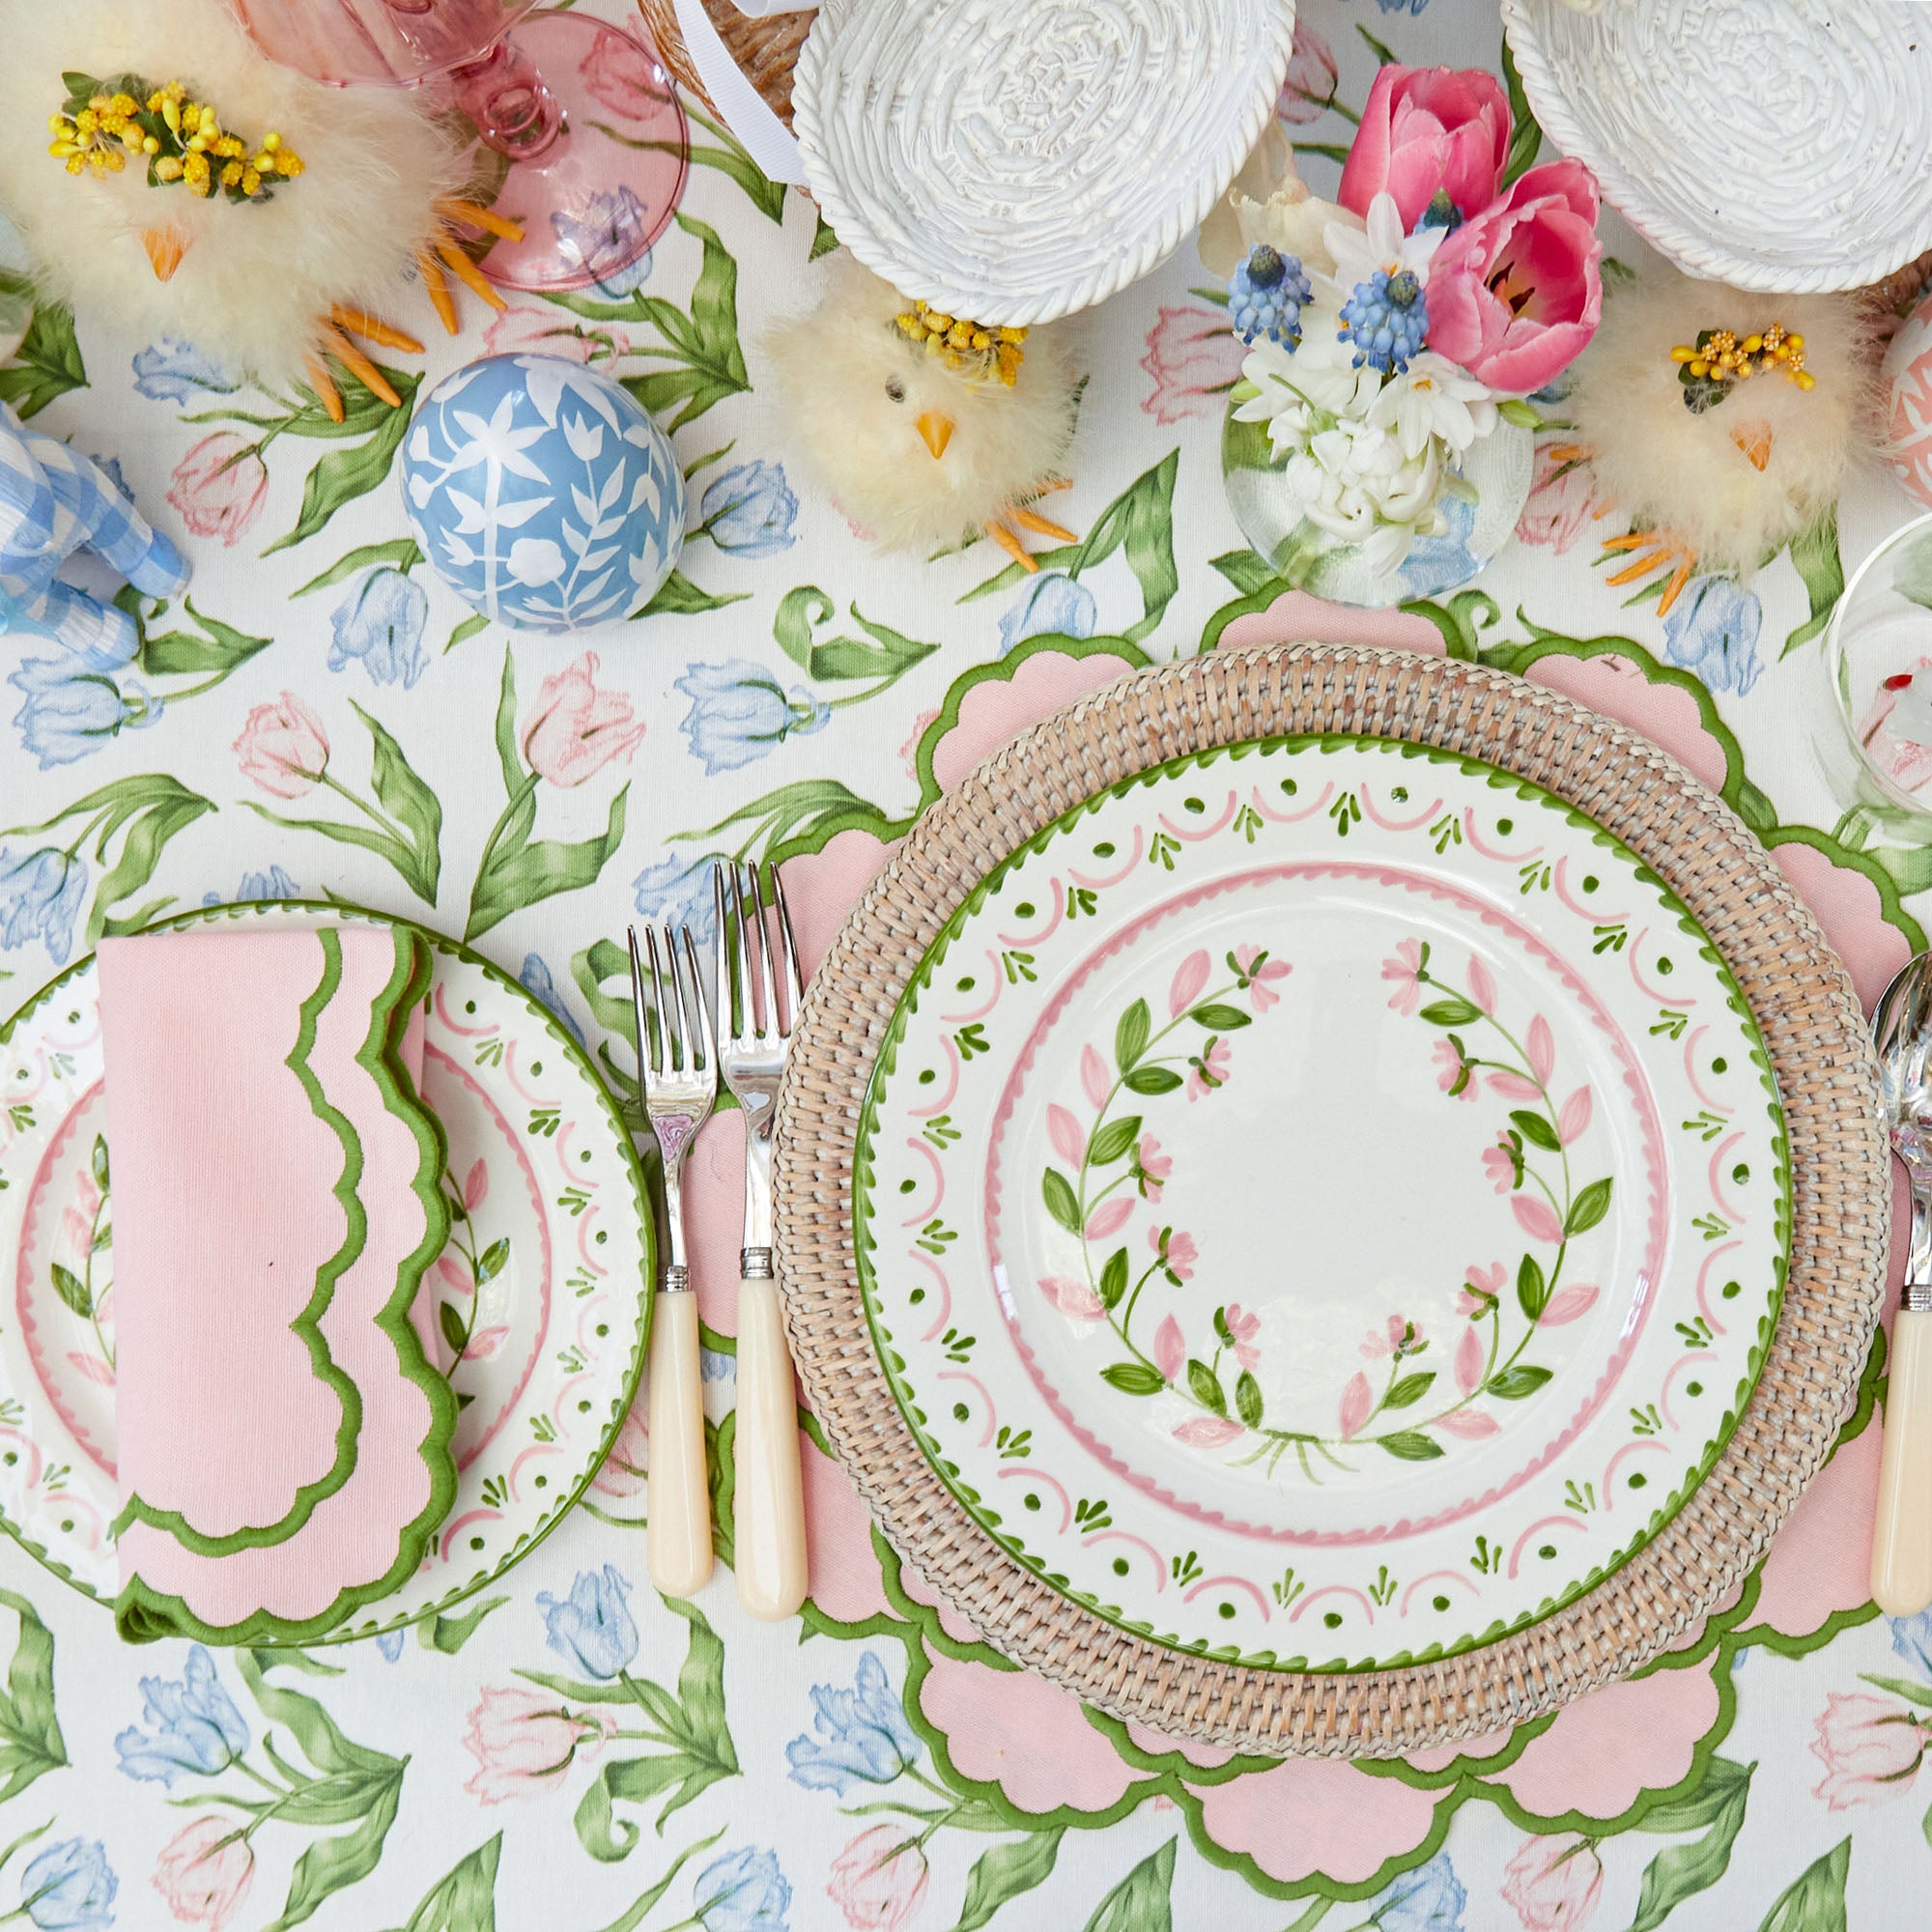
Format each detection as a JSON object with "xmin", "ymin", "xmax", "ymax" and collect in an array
[{"xmin": 669, "ymin": 0, "xmax": 810, "ymax": 186}]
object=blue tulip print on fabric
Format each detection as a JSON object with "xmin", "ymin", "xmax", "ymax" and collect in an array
[
  {"xmin": 785, "ymin": 1651, "xmax": 922, "ymax": 1795},
  {"xmin": 131, "ymin": 338, "xmax": 239, "ymax": 406},
  {"xmin": 696, "ymin": 462, "xmax": 799, "ymax": 558},
  {"xmin": 691, "ymin": 1846, "xmax": 791, "ymax": 1932},
  {"xmin": 1368, "ymin": 1852, "xmax": 1466, "ymax": 1932},
  {"xmin": 999, "ymin": 571, "xmax": 1096, "ymax": 655},
  {"xmin": 676, "ymin": 658, "xmax": 829, "ymax": 775},
  {"xmin": 520, "ymin": 952, "xmax": 588, "ymax": 1048},
  {"xmin": 634, "ymin": 853, "xmax": 722, "ymax": 948},
  {"xmin": 11, "ymin": 655, "xmax": 158, "ymax": 769},
  {"xmin": 0, "ymin": 847, "xmax": 86, "ymax": 967},
  {"xmin": 114, "ymin": 1646, "xmax": 249, "ymax": 1786},
  {"xmin": 14, "ymin": 1838, "xmax": 117, "ymax": 1932},
  {"xmin": 404, "ymin": 355, "xmax": 684, "ymax": 632},
  {"xmin": 328, "ymin": 567, "xmax": 429, "ymax": 689},
  {"xmin": 1662, "ymin": 576, "xmax": 1764, "ymax": 696},
  {"xmin": 537, "ymin": 1564, "xmax": 639, "ymax": 1681}
]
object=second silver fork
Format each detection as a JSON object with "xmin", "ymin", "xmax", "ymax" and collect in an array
[{"xmin": 630, "ymin": 923, "xmax": 716, "ymax": 1599}]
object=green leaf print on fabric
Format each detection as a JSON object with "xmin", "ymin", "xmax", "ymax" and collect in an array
[
  {"xmin": 590, "ymin": 1828, "xmax": 728, "ymax": 1932},
  {"xmin": 635, "ymin": 566, "xmax": 752, "ymax": 618},
  {"xmin": 953, "ymin": 1829, "xmax": 1065, "ymax": 1932},
  {"xmin": 466, "ymin": 647, "xmax": 637, "ymax": 941},
  {"xmin": 1084, "ymin": 1837, "xmax": 1176, "ymax": 1932},
  {"xmin": 611, "ymin": 100, "xmax": 787, "ymax": 226},
  {"xmin": 674, "ymin": 778, "xmax": 896, "ymax": 864},
  {"xmin": 7, "ymin": 773, "xmax": 217, "ymax": 944},
  {"xmin": 775, "ymin": 587, "xmax": 941, "ymax": 699},
  {"xmin": 964, "ymin": 452, "xmax": 1180, "ymax": 643},
  {"xmin": 546, "ymin": 213, "xmax": 750, "ymax": 429},
  {"xmin": 380, "ymin": 1833, "xmax": 499, "ymax": 1932},
  {"xmin": 0, "ymin": 1591, "xmax": 67, "ymax": 1803},
  {"xmin": 418, "ymin": 1595, "xmax": 509, "ymax": 1657},
  {"xmin": 292, "ymin": 539, "xmax": 426, "ymax": 600},
  {"xmin": 514, "ymin": 1598, "xmax": 738, "ymax": 1860},
  {"xmin": 1626, "ymin": 1757, "xmax": 1754, "ymax": 1932},
  {"xmin": 246, "ymin": 704, "xmax": 441, "ymax": 906},
  {"xmin": 1781, "ymin": 506, "xmax": 1844, "ymax": 657},
  {"xmin": 0, "ymin": 275, "xmax": 87, "ymax": 418},
  {"xmin": 1756, "ymin": 1836, "xmax": 1850, "ymax": 1932},
  {"xmin": 110, "ymin": 589, "xmax": 272, "ymax": 699}
]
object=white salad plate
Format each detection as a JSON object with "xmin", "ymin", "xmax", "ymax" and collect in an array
[
  {"xmin": 852, "ymin": 737, "xmax": 1788, "ymax": 1671},
  {"xmin": 0, "ymin": 899, "xmax": 651, "ymax": 1640}
]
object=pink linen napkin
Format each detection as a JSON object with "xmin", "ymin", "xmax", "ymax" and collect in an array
[{"xmin": 99, "ymin": 924, "xmax": 456, "ymax": 1643}]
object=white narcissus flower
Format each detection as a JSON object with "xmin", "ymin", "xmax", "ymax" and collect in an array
[
  {"xmin": 1321, "ymin": 191, "xmax": 1447, "ymax": 305},
  {"xmin": 1368, "ymin": 353, "xmax": 1501, "ymax": 460}
]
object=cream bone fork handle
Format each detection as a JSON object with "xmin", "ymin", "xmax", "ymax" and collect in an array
[
  {"xmin": 1873, "ymin": 952, "xmax": 1932, "ymax": 1616},
  {"xmin": 715, "ymin": 860, "xmax": 810, "ymax": 1621},
  {"xmin": 630, "ymin": 923, "xmax": 719, "ymax": 1600}
]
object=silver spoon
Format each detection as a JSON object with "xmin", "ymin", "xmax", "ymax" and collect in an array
[{"xmin": 1871, "ymin": 952, "xmax": 1932, "ymax": 1614}]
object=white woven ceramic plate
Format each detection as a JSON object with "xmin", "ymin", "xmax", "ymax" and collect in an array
[
  {"xmin": 852, "ymin": 738, "xmax": 1789, "ymax": 1671},
  {"xmin": 0, "ymin": 900, "xmax": 651, "ymax": 1641},
  {"xmin": 793, "ymin": 0, "xmax": 1299, "ymax": 326},
  {"xmin": 1502, "ymin": 0, "xmax": 1932, "ymax": 293}
]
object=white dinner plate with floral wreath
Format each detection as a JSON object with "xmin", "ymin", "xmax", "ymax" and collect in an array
[
  {"xmin": 0, "ymin": 899, "xmax": 651, "ymax": 1641},
  {"xmin": 854, "ymin": 737, "xmax": 1789, "ymax": 1671}
]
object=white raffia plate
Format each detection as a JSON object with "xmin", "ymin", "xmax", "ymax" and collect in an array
[
  {"xmin": 792, "ymin": 0, "xmax": 1299, "ymax": 326},
  {"xmin": 1501, "ymin": 0, "xmax": 1932, "ymax": 294}
]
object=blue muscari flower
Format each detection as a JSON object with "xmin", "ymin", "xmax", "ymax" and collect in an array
[
  {"xmin": 131, "ymin": 337, "xmax": 239, "ymax": 404},
  {"xmin": 1415, "ymin": 188, "xmax": 1463, "ymax": 233},
  {"xmin": 114, "ymin": 1646, "xmax": 248, "ymax": 1786},
  {"xmin": 328, "ymin": 567, "xmax": 428, "ymax": 690},
  {"xmin": 1891, "ymin": 1609, "xmax": 1932, "ymax": 1680},
  {"xmin": 0, "ymin": 848, "xmax": 85, "ymax": 966},
  {"xmin": 1662, "ymin": 576, "xmax": 1763, "ymax": 696},
  {"xmin": 676, "ymin": 659, "xmax": 829, "ymax": 776},
  {"xmin": 18, "ymin": 1839, "xmax": 116, "ymax": 1932},
  {"xmin": 520, "ymin": 952, "xmax": 587, "ymax": 1049},
  {"xmin": 1339, "ymin": 268, "xmax": 1430, "ymax": 376},
  {"xmin": 692, "ymin": 1847, "xmax": 791, "ymax": 1932},
  {"xmin": 375, "ymin": 1628, "xmax": 405, "ymax": 1662},
  {"xmin": 699, "ymin": 462, "xmax": 799, "ymax": 558},
  {"xmin": 1369, "ymin": 1852, "xmax": 1465, "ymax": 1932},
  {"xmin": 1227, "ymin": 244, "xmax": 1312, "ymax": 348},
  {"xmin": 634, "ymin": 853, "xmax": 721, "ymax": 949},
  {"xmin": 784, "ymin": 1651, "xmax": 922, "ymax": 1794},
  {"xmin": 537, "ymin": 1564, "xmax": 639, "ymax": 1680},
  {"xmin": 10, "ymin": 656, "xmax": 157, "ymax": 768},
  {"xmin": 999, "ymin": 572, "xmax": 1096, "ymax": 656}
]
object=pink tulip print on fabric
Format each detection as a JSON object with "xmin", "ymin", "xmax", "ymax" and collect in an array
[{"xmin": 0, "ymin": 0, "xmax": 1926, "ymax": 1921}]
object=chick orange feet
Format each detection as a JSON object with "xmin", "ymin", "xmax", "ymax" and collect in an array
[
  {"xmin": 985, "ymin": 480, "xmax": 1076, "ymax": 574},
  {"xmin": 1601, "ymin": 529, "xmax": 1700, "ymax": 615}
]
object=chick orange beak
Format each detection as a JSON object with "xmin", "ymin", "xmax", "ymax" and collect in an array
[
  {"xmin": 142, "ymin": 228, "xmax": 186, "ymax": 282},
  {"xmin": 1731, "ymin": 418, "xmax": 1773, "ymax": 472},
  {"xmin": 916, "ymin": 411, "xmax": 954, "ymax": 461}
]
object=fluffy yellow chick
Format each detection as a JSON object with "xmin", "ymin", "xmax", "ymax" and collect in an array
[
  {"xmin": 0, "ymin": 0, "xmax": 517, "ymax": 418},
  {"xmin": 765, "ymin": 253, "xmax": 1080, "ymax": 568}
]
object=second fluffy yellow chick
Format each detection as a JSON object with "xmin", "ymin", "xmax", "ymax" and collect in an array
[{"xmin": 765, "ymin": 253, "xmax": 1080, "ymax": 568}]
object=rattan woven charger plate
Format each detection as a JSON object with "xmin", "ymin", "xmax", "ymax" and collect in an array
[{"xmin": 774, "ymin": 645, "xmax": 1887, "ymax": 1756}]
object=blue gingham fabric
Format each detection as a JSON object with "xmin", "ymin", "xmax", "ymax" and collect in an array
[{"xmin": 0, "ymin": 397, "xmax": 190, "ymax": 668}]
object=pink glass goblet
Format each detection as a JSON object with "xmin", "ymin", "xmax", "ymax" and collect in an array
[{"xmin": 228, "ymin": 0, "xmax": 689, "ymax": 293}]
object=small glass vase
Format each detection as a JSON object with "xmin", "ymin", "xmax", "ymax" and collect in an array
[{"xmin": 1221, "ymin": 400, "xmax": 1533, "ymax": 609}]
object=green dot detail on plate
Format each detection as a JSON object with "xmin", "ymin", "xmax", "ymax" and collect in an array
[
  {"xmin": 956, "ymin": 978, "xmax": 975, "ymax": 992},
  {"xmin": 577, "ymin": 1400, "xmax": 590, "ymax": 1413},
  {"xmin": 899, "ymin": 1179, "xmax": 916, "ymax": 1194},
  {"xmin": 1015, "ymin": 902, "xmax": 1036, "ymax": 919},
  {"xmin": 1433, "ymin": 1595, "xmax": 1450, "ymax": 1611},
  {"xmin": 465, "ymin": 1001, "xmax": 476, "ymax": 1014},
  {"xmin": 1392, "ymin": 786, "xmax": 1408, "ymax": 803},
  {"xmin": 952, "ymin": 1403, "xmax": 969, "ymax": 1422},
  {"xmin": 1184, "ymin": 797, "xmax": 1205, "ymax": 814},
  {"xmin": 1023, "ymin": 1493, "xmax": 1040, "ymax": 1512},
  {"xmin": 1687, "ymin": 1380, "xmax": 1704, "ymax": 1397},
  {"xmin": 909, "ymin": 1287, "xmax": 925, "ymax": 1304},
  {"xmin": 470, "ymin": 1536, "xmax": 484, "ymax": 1550},
  {"xmin": 1722, "ymin": 1280, "xmax": 1741, "ymax": 1299},
  {"xmin": 1322, "ymin": 1611, "xmax": 1343, "ymax": 1629},
  {"xmin": 918, "ymin": 1069, "xmax": 935, "ymax": 1085},
  {"xmin": 1112, "ymin": 1557, "xmax": 1128, "ymax": 1577},
  {"xmin": 1281, "ymin": 779, "xmax": 1298, "ymax": 796},
  {"xmin": 534, "ymin": 1475, "xmax": 546, "ymax": 1488},
  {"xmin": 530, "ymin": 1061, "xmax": 542, "ymax": 1075},
  {"xmin": 2, "ymin": 1454, "xmax": 14, "ymax": 1468},
  {"xmin": 1712, "ymin": 1056, "xmax": 1728, "ymax": 1073},
  {"xmin": 1539, "ymin": 1545, "xmax": 1556, "ymax": 1559},
  {"xmin": 1582, "ymin": 875, "xmax": 1599, "ymax": 893},
  {"xmin": 1629, "ymin": 1472, "xmax": 1647, "ymax": 1489},
  {"xmin": 60, "ymin": 1520, "xmax": 71, "ymax": 1534},
  {"xmin": 595, "ymin": 1323, "xmax": 609, "ymax": 1337},
  {"xmin": 1094, "ymin": 841, "xmax": 1115, "ymax": 857},
  {"xmin": 1732, "ymin": 1164, "xmax": 1749, "ymax": 1185},
  {"xmin": 595, "ymin": 1231, "xmax": 607, "ymax": 1245},
  {"xmin": 1218, "ymin": 1602, "xmax": 1236, "ymax": 1619},
  {"xmin": 1658, "ymin": 957, "xmax": 1674, "ymax": 974},
  {"xmin": 1497, "ymin": 818, "xmax": 1513, "ymax": 835},
  {"xmin": 581, "ymin": 1149, "xmax": 591, "ymax": 1161}
]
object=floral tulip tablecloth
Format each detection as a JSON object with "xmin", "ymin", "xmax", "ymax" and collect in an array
[{"xmin": 2, "ymin": 3, "xmax": 1930, "ymax": 1929}]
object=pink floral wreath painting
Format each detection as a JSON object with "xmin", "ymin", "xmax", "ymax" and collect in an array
[{"xmin": 1037, "ymin": 936, "xmax": 1612, "ymax": 1480}]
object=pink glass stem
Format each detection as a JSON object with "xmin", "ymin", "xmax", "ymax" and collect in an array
[{"xmin": 448, "ymin": 36, "xmax": 561, "ymax": 160}]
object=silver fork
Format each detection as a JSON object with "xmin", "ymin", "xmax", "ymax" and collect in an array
[
  {"xmin": 629, "ymin": 923, "xmax": 717, "ymax": 1599},
  {"xmin": 714, "ymin": 860, "xmax": 809, "ymax": 1621}
]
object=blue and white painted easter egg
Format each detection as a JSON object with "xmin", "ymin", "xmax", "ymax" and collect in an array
[{"xmin": 403, "ymin": 355, "xmax": 684, "ymax": 632}]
